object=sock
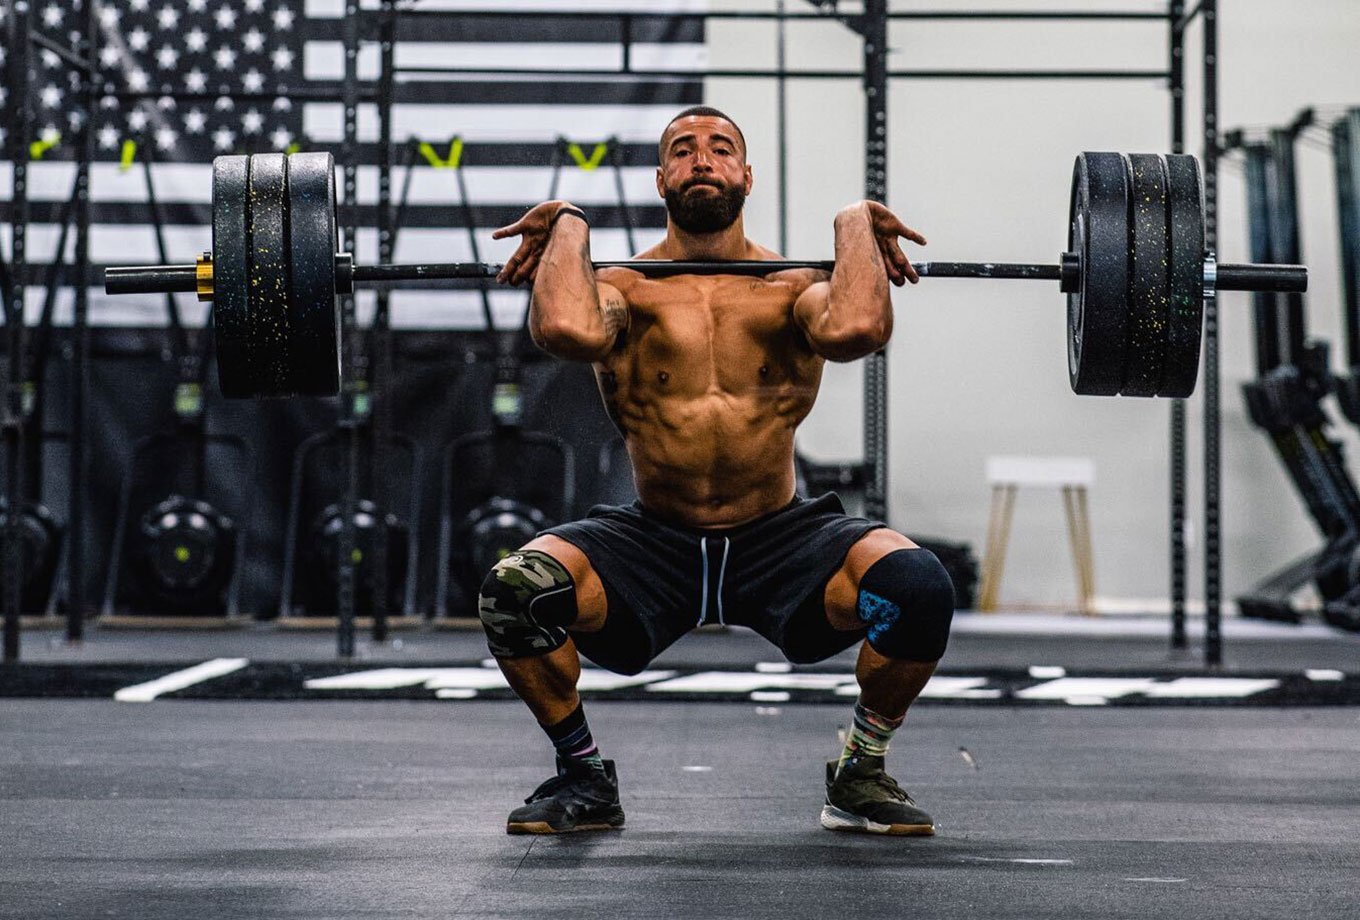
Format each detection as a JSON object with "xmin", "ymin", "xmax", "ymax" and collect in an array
[
  {"xmin": 542, "ymin": 702, "xmax": 605, "ymax": 772},
  {"xmin": 837, "ymin": 698, "xmax": 904, "ymax": 775}
]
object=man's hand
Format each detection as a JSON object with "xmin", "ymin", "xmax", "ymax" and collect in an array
[
  {"xmin": 491, "ymin": 200, "xmax": 579, "ymax": 285},
  {"xmin": 845, "ymin": 200, "xmax": 927, "ymax": 286}
]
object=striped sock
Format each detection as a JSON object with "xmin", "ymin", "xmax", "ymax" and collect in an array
[
  {"xmin": 837, "ymin": 698, "xmax": 905, "ymax": 775},
  {"xmin": 542, "ymin": 702, "xmax": 605, "ymax": 772}
]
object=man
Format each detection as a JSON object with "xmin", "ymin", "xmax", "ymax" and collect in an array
[{"xmin": 484, "ymin": 106, "xmax": 955, "ymax": 836}]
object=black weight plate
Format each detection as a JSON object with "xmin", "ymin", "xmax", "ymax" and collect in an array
[
  {"xmin": 457, "ymin": 498, "xmax": 550, "ymax": 595},
  {"xmin": 285, "ymin": 151, "xmax": 341, "ymax": 396},
  {"xmin": 246, "ymin": 153, "xmax": 294, "ymax": 397},
  {"xmin": 1160, "ymin": 154, "xmax": 1205, "ymax": 398},
  {"xmin": 212, "ymin": 156, "xmax": 254, "ymax": 397},
  {"xmin": 1122, "ymin": 153, "xmax": 1171, "ymax": 397},
  {"xmin": 1067, "ymin": 152, "xmax": 1130, "ymax": 395}
]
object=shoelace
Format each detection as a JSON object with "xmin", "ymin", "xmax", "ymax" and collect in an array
[
  {"xmin": 526, "ymin": 775, "xmax": 568, "ymax": 803},
  {"xmin": 525, "ymin": 769, "xmax": 606, "ymax": 804},
  {"xmin": 872, "ymin": 772, "xmax": 914, "ymax": 804},
  {"xmin": 846, "ymin": 764, "xmax": 913, "ymax": 804}
]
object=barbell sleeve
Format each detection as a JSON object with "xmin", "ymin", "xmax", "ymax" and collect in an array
[
  {"xmin": 105, "ymin": 264, "xmax": 199, "ymax": 295},
  {"xmin": 1213, "ymin": 262, "xmax": 1309, "ymax": 293}
]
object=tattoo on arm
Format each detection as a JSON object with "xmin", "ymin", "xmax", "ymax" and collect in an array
[{"xmin": 602, "ymin": 293, "xmax": 629, "ymax": 340}]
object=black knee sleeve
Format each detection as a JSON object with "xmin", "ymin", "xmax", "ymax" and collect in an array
[
  {"xmin": 477, "ymin": 550, "xmax": 578, "ymax": 658},
  {"xmin": 855, "ymin": 548, "xmax": 955, "ymax": 662}
]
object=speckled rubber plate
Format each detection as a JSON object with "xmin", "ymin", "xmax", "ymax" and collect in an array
[
  {"xmin": 1121, "ymin": 153, "xmax": 1171, "ymax": 397},
  {"xmin": 244, "ymin": 153, "xmax": 294, "ymax": 397},
  {"xmin": 1161, "ymin": 154, "xmax": 1205, "ymax": 398},
  {"xmin": 285, "ymin": 152, "xmax": 341, "ymax": 396},
  {"xmin": 211, "ymin": 155, "xmax": 252, "ymax": 397},
  {"xmin": 1067, "ymin": 152, "xmax": 1130, "ymax": 396}
]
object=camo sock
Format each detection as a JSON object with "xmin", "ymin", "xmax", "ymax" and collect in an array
[{"xmin": 542, "ymin": 702, "xmax": 605, "ymax": 772}]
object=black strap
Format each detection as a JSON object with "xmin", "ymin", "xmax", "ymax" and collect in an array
[{"xmin": 550, "ymin": 206, "xmax": 589, "ymax": 229}]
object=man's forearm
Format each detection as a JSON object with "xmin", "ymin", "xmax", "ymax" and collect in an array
[
  {"xmin": 824, "ymin": 203, "xmax": 893, "ymax": 345},
  {"xmin": 529, "ymin": 214, "xmax": 611, "ymax": 358}
]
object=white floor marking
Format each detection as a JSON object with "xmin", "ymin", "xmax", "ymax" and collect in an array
[
  {"xmin": 1142, "ymin": 678, "xmax": 1280, "ymax": 698},
  {"xmin": 113, "ymin": 658, "xmax": 250, "ymax": 703},
  {"xmin": 750, "ymin": 690, "xmax": 791, "ymax": 702},
  {"xmin": 305, "ymin": 668, "xmax": 484, "ymax": 690},
  {"xmin": 919, "ymin": 677, "xmax": 1004, "ymax": 700},
  {"xmin": 435, "ymin": 689, "xmax": 478, "ymax": 699},
  {"xmin": 961, "ymin": 856, "xmax": 1074, "ymax": 866},
  {"xmin": 1063, "ymin": 696, "xmax": 1109, "ymax": 706},
  {"xmin": 755, "ymin": 661, "xmax": 793, "ymax": 673},
  {"xmin": 1028, "ymin": 665, "xmax": 1067, "ymax": 678},
  {"xmin": 1305, "ymin": 669, "xmax": 1345, "ymax": 681},
  {"xmin": 1124, "ymin": 878, "xmax": 1187, "ymax": 883},
  {"xmin": 682, "ymin": 765, "xmax": 713, "ymax": 772},
  {"xmin": 305, "ymin": 667, "xmax": 675, "ymax": 692},
  {"xmin": 646, "ymin": 672, "xmax": 855, "ymax": 693},
  {"xmin": 835, "ymin": 676, "xmax": 1002, "ymax": 699},
  {"xmin": 1017, "ymin": 678, "xmax": 1157, "ymax": 701}
]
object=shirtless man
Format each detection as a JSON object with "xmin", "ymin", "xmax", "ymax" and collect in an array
[{"xmin": 483, "ymin": 106, "xmax": 955, "ymax": 836}]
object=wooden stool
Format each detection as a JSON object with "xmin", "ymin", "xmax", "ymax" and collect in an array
[{"xmin": 978, "ymin": 456, "xmax": 1096, "ymax": 615}]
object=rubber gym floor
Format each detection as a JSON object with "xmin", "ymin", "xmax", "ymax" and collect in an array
[{"xmin": 4, "ymin": 614, "xmax": 1359, "ymax": 920}]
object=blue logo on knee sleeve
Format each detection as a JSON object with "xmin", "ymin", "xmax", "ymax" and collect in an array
[{"xmin": 857, "ymin": 590, "xmax": 901, "ymax": 644}]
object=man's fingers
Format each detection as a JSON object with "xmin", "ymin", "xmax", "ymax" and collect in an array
[
  {"xmin": 881, "ymin": 239, "xmax": 917, "ymax": 284},
  {"xmin": 513, "ymin": 249, "xmax": 543, "ymax": 286},
  {"xmin": 490, "ymin": 220, "xmax": 522, "ymax": 241},
  {"xmin": 889, "ymin": 220, "xmax": 927, "ymax": 246},
  {"xmin": 497, "ymin": 242, "xmax": 532, "ymax": 283}
]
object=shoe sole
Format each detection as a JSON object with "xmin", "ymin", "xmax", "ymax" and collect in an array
[
  {"xmin": 506, "ymin": 820, "xmax": 624, "ymax": 835},
  {"xmin": 820, "ymin": 804, "xmax": 935, "ymax": 836}
]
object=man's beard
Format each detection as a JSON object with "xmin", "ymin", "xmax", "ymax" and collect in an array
[{"xmin": 664, "ymin": 180, "xmax": 746, "ymax": 234}]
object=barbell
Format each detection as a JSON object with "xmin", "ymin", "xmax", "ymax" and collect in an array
[{"xmin": 103, "ymin": 150, "xmax": 1307, "ymax": 399}]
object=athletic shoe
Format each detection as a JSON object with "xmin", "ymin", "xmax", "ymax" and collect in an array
[
  {"xmin": 820, "ymin": 755, "xmax": 935, "ymax": 836},
  {"xmin": 506, "ymin": 757, "xmax": 625, "ymax": 834}
]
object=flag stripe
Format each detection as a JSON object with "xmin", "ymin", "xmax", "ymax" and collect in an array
[
  {"xmin": 6, "ymin": 0, "xmax": 704, "ymax": 326},
  {"xmin": 305, "ymin": 14, "xmax": 706, "ymax": 44},
  {"xmin": 0, "ymin": 202, "xmax": 663, "ymax": 229}
]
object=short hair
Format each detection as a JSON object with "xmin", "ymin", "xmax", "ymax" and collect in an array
[{"xmin": 658, "ymin": 106, "xmax": 747, "ymax": 162}]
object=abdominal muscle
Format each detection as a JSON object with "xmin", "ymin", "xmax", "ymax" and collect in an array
[{"xmin": 621, "ymin": 394, "xmax": 802, "ymax": 527}]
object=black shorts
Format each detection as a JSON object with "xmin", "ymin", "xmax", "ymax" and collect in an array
[{"xmin": 540, "ymin": 492, "xmax": 886, "ymax": 675}]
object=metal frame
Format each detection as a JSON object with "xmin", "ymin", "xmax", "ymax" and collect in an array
[
  {"xmin": 3, "ymin": 0, "xmax": 97, "ymax": 662},
  {"xmin": 356, "ymin": 0, "xmax": 1222, "ymax": 661},
  {"xmin": 0, "ymin": 1, "xmax": 1226, "ymax": 663}
]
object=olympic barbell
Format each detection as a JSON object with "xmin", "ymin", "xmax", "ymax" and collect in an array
[{"xmin": 103, "ymin": 150, "xmax": 1307, "ymax": 399}]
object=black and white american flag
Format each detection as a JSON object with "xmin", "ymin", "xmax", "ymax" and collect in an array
[{"xmin": 2, "ymin": 0, "xmax": 708, "ymax": 327}]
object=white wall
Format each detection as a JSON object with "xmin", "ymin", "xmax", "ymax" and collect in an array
[{"xmin": 703, "ymin": 0, "xmax": 1360, "ymax": 608}]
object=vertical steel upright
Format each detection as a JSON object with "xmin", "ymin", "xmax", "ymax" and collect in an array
[
  {"xmin": 337, "ymin": 0, "xmax": 361, "ymax": 657},
  {"xmin": 3, "ymin": 0, "xmax": 34, "ymax": 663},
  {"xmin": 67, "ymin": 0, "xmax": 96, "ymax": 644},
  {"xmin": 371, "ymin": 0, "xmax": 398, "ymax": 642},
  {"xmin": 862, "ymin": 0, "xmax": 890, "ymax": 523},
  {"xmin": 776, "ymin": 0, "xmax": 789, "ymax": 256},
  {"xmin": 1202, "ymin": 0, "xmax": 1222, "ymax": 665},
  {"xmin": 1168, "ymin": 0, "xmax": 1188, "ymax": 650}
]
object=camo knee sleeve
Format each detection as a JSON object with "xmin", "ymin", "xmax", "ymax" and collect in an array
[{"xmin": 477, "ymin": 550, "xmax": 578, "ymax": 659}]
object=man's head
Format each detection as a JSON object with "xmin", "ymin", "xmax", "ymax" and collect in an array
[{"xmin": 656, "ymin": 106, "xmax": 752, "ymax": 234}]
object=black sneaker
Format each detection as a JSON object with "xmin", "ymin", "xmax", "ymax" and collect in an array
[
  {"xmin": 820, "ymin": 755, "xmax": 935, "ymax": 836},
  {"xmin": 506, "ymin": 757, "xmax": 625, "ymax": 835}
]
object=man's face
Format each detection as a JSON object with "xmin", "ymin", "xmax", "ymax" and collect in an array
[{"xmin": 656, "ymin": 116, "xmax": 753, "ymax": 234}]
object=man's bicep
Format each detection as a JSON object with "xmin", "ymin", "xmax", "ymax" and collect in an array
[
  {"xmin": 597, "ymin": 280, "xmax": 631, "ymax": 348},
  {"xmin": 792, "ymin": 280, "xmax": 831, "ymax": 336}
]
